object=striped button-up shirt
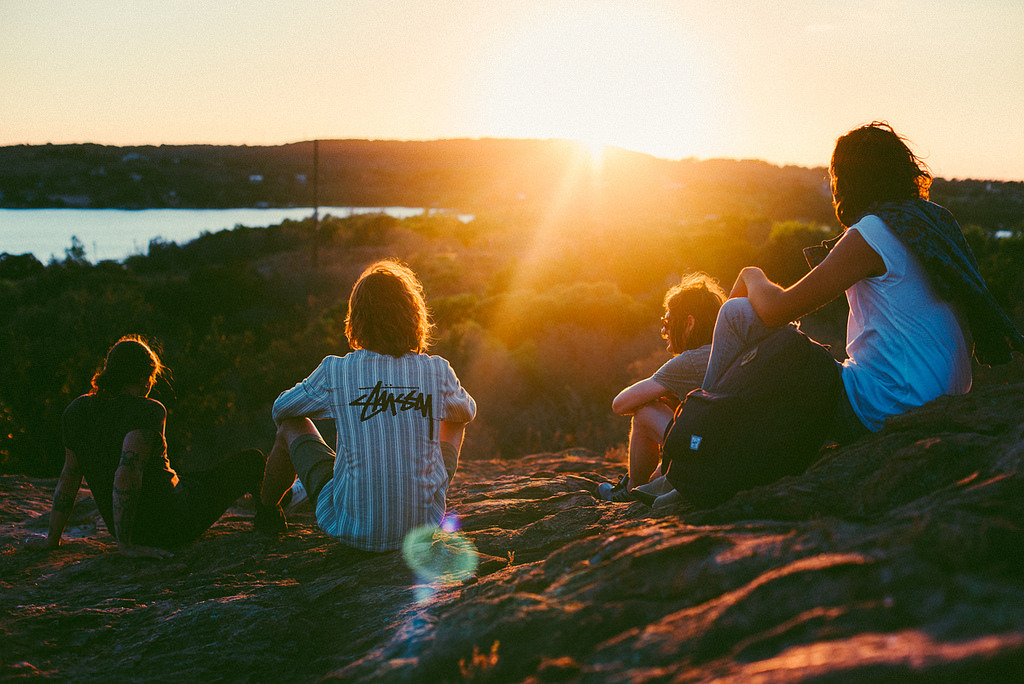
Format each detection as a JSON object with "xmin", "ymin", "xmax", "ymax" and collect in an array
[{"xmin": 272, "ymin": 350, "xmax": 476, "ymax": 551}]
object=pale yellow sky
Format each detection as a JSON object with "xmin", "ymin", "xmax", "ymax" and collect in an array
[{"xmin": 3, "ymin": 0, "xmax": 1022, "ymax": 180}]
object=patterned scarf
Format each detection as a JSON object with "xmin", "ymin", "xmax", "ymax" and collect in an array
[{"xmin": 806, "ymin": 198, "xmax": 1023, "ymax": 366}]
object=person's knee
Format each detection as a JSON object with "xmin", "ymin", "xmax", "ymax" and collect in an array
[
  {"xmin": 275, "ymin": 417, "xmax": 317, "ymax": 450},
  {"xmin": 634, "ymin": 403, "xmax": 671, "ymax": 441},
  {"xmin": 719, "ymin": 296, "xmax": 755, "ymax": 322},
  {"xmin": 240, "ymin": 448, "xmax": 266, "ymax": 476},
  {"xmin": 230, "ymin": 448, "xmax": 266, "ymax": 495}
]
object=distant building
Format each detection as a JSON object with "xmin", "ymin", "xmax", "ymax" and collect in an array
[{"xmin": 54, "ymin": 194, "xmax": 92, "ymax": 207}]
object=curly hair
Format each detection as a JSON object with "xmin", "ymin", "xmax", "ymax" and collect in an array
[
  {"xmin": 662, "ymin": 272, "xmax": 726, "ymax": 352},
  {"xmin": 90, "ymin": 335, "xmax": 165, "ymax": 398},
  {"xmin": 345, "ymin": 259, "xmax": 433, "ymax": 357},
  {"xmin": 830, "ymin": 121, "xmax": 932, "ymax": 227}
]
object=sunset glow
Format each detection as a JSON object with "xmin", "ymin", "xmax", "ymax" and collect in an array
[
  {"xmin": 2, "ymin": 1, "xmax": 1023, "ymax": 180},
  {"xmin": 470, "ymin": 4, "xmax": 720, "ymax": 160}
]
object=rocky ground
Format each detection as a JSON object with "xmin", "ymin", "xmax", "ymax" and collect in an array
[{"xmin": 3, "ymin": 381, "xmax": 1024, "ymax": 682}]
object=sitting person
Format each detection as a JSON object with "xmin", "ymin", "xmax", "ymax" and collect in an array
[
  {"xmin": 259, "ymin": 259, "xmax": 477, "ymax": 552},
  {"xmin": 598, "ymin": 273, "xmax": 725, "ymax": 501},
  {"xmin": 637, "ymin": 121, "xmax": 1024, "ymax": 507},
  {"xmin": 31, "ymin": 336, "xmax": 269, "ymax": 557}
]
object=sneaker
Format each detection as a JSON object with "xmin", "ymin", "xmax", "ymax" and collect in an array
[
  {"xmin": 630, "ymin": 475, "xmax": 674, "ymax": 507},
  {"xmin": 597, "ymin": 474, "xmax": 634, "ymax": 503},
  {"xmin": 254, "ymin": 502, "xmax": 287, "ymax": 535}
]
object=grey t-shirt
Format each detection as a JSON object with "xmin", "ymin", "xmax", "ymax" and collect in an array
[{"xmin": 651, "ymin": 344, "xmax": 712, "ymax": 399}]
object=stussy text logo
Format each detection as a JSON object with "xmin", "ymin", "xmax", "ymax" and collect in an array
[{"xmin": 349, "ymin": 381, "xmax": 435, "ymax": 437}]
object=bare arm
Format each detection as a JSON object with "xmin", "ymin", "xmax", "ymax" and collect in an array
[
  {"xmin": 730, "ymin": 229, "xmax": 886, "ymax": 327},
  {"xmin": 436, "ymin": 367, "xmax": 476, "ymax": 487},
  {"xmin": 112, "ymin": 430, "xmax": 173, "ymax": 559},
  {"xmin": 438, "ymin": 419, "xmax": 467, "ymax": 487},
  {"xmin": 611, "ymin": 378, "xmax": 672, "ymax": 415},
  {"xmin": 27, "ymin": 449, "xmax": 83, "ymax": 551}
]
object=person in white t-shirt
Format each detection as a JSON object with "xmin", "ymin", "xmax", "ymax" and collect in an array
[
  {"xmin": 708, "ymin": 122, "xmax": 974, "ymax": 436},
  {"xmin": 258, "ymin": 260, "xmax": 477, "ymax": 552},
  {"xmin": 637, "ymin": 122, "xmax": 993, "ymax": 507}
]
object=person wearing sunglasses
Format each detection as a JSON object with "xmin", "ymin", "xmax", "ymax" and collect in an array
[{"xmin": 599, "ymin": 273, "xmax": 726, "ymax": 502}]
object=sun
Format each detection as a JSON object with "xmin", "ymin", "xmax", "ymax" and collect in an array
[
  {"xmin": 581, "ymin": 137, "xmax": 608, "ymax": 167},
  {"xmin": 472, "ymin": 5, "xmax": 720, "ymax": 160}
]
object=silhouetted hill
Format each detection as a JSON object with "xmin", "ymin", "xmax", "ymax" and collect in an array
[{"xmin": 2, "ymin": 140, "xmax": 1021, "ymax": 230}]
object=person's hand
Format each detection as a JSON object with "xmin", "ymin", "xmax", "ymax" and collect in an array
[
  {"xmin": 24, "ymin": 535, "xmax": 60, "ymax": 552},
  {"xmin": 118, "ymin": 542, "xmax": 174, "ymax": 559}
]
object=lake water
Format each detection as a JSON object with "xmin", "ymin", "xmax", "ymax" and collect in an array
[{"xmin": 0, "ymin": 207, "xmax": 473, "ymax": 263}]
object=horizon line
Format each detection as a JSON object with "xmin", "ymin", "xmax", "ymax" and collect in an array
[{"xmin": 2, "ymin": 137, "xmax": 1020, "ymax": 183}]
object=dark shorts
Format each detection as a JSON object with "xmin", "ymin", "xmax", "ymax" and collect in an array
[
  {"xmin": 137, "ymin": 448, "xmax": 266, "ymax": 548},
  {"xmin": 289, "ymin": 434, "xmax": 335, "ymax": 506},
  {"xmin": 828, "ymin": 363, "xmax": 870, "ymax": 445}
]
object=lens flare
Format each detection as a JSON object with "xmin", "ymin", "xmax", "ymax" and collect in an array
[
  {"xmin": 440, "ymin": 513, "xmax": 461, "ymax": 534},
  {"xmin": 402, "ymin": 523, "xmax": 479, "ymax": 586}
]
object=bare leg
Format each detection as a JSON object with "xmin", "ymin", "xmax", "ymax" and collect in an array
[
  {"xmin": 261, "ymin": 417, "xmax": 321, "ymax": 507},
  {"xmin": 626, "ymin": 402, "xmax": 673, "ymax": 489}
]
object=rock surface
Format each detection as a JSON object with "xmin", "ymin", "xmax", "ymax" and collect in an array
[{"xmin": 3, "ymin": 382, "xmax": 1024, "ymax": 682}]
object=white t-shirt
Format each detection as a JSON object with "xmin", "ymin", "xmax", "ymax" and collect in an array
[{"xmin": 841, "ymin": 215, "xmax": 972, "ymax": 431}]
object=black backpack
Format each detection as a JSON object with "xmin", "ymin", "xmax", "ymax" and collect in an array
[{"xmin": 662, "ymin": 326, "xmax": 841, "ymax": 509}]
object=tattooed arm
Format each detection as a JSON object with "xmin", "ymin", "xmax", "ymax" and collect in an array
[
  {"xmin": 112, "ymin": 430, "xmax": 173, "ymax": 559},
  {"xmin": 26, "ymin": 448, "xmax": 84, "ymax": 551}
]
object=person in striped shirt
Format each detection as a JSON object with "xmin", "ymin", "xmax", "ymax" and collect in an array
[{"xmin": 258, "ymin": 260, "xmax": 476, "ymax": 552}]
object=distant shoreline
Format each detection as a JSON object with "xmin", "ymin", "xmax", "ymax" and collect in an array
[
  {"xmin": 0, "ymin": 206, "xmax": 474, "ymax": 263},
  {"xmin": 2, "ymin": 140, "xmax": 1020, "ymax": 214}
]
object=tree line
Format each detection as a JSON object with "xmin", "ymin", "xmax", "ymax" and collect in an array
[
  {"xmin": 3, "ymin": 202, "xmax": 1023, "ymax": 478},
  {"xmin": 3, "ymin": 140, "xmax": 1023, "ymax": 234}
]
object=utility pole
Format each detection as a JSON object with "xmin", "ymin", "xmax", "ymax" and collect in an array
[{"xmin": 312, "ymin": 139, "xmax": 320, "ymax": 267}]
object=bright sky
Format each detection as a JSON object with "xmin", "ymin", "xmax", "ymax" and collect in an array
[{"xmin": 3, "ymin": 0, "xmax": 1022, "ymax": 180}]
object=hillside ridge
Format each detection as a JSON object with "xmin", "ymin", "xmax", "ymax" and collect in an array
[{"xmin": 2, "ymin": 139, "xmax": 1022, "ymax": 231}]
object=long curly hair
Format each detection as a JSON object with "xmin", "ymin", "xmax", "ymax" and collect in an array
[
  {"xmin": 90, "ymin": 335, "xmax": 165, "ymax": 398},
  {"xmin": 830, "ymin": 121, "xmax": 932, "ymax": 227},
  {"xmin": 345, "ymin": 259, "xmax": 433, "ymax": 357}
]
